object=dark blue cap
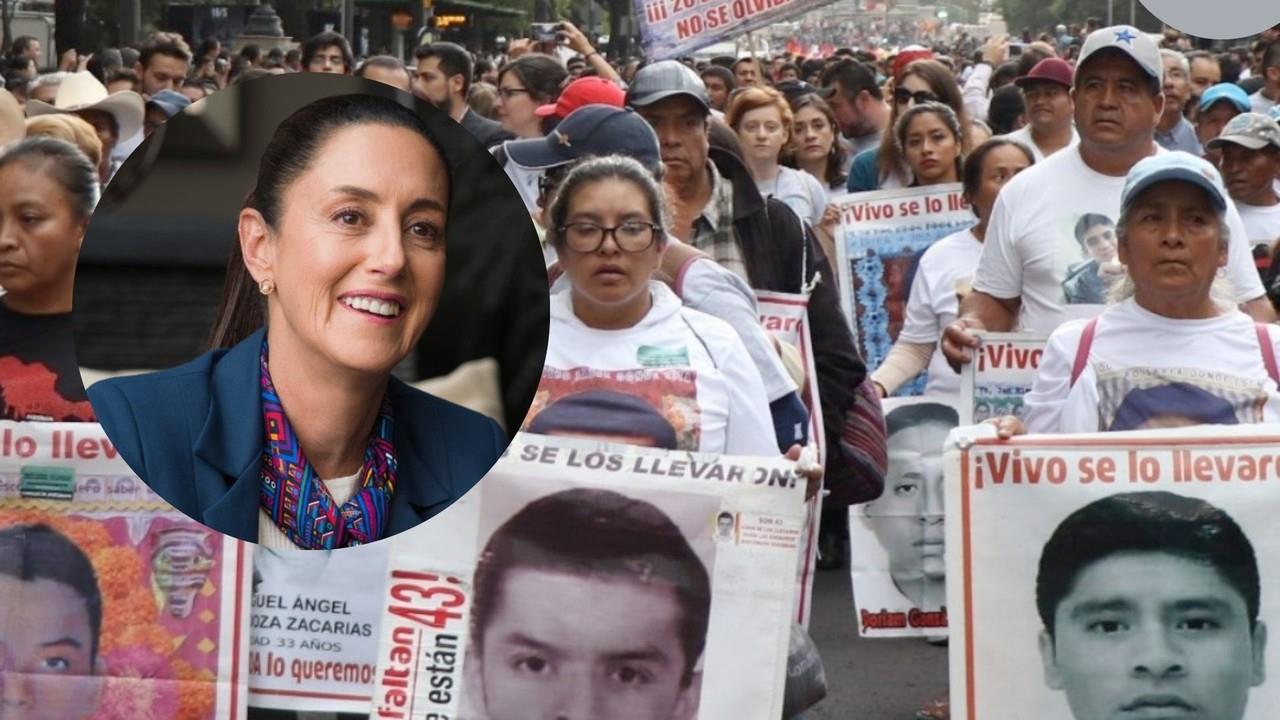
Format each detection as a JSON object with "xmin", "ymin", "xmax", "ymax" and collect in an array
[{"xmin": 504, "ymin": 104, "xmax": 661, "ymax": 173}]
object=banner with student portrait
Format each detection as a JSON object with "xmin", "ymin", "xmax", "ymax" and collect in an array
[
  {"xmin": 633, "ymin": 0, "xmax": 833, "ymax": 60},
  {"xmin": 833, "ymin": 185, "xmax": 974, "ymax": 396},
  {"xmin": 946, "ymin": 424, "xmax": 1280, "ymax": 720},
  {"xmin": 959, "ymin": 332, "xmax": 1048, "ymax": 425},
  {"xmin": 757, "ymin": 291, "xmax": 825, "ymax": 628},
  {"xmin": 371, "ymin": 433, "xmax": 807, "ymax": 720},
  {"xmin": 247, "ymin": 542, "xmax": 390, "ymax": 713},
  {"xmin": 0, "ymin": 421, "xmax": 250, "ymax": 720},
  {"xmin": 848, "ymin": 397, "xmax": 959, "ymax": 638}
]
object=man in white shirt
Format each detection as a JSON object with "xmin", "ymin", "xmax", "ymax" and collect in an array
[
  {"xmin": 1207, "ymin": 113, "xmax": 1280, "ymax": 246},
  {"xmin": 1251, "ymin": 41, "xmax": 1279, "ymax": 115},
  {"xmin": 942, "ymin": 25, "xmax": 1274, "ymax": 369},
  {"xmin": 1001, "ymin": 57, "xmax": 1078, "ymax": 161}
]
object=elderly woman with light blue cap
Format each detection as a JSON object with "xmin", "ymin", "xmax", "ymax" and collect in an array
[{"xmin": 992, "ymin": 151, "xmax": 1280, "ymax": 436}]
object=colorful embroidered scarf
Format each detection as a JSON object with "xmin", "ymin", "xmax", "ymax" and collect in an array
[{"xmin": 258, "ymin": 342, "xmax": 397, "ymax": 549}]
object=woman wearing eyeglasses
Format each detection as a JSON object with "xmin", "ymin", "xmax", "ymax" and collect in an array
[
  {"xmin": 494, "ymin": 55, "xmax": 566, "ymax": 139},
  {"xmin": 848, "ymin": 59, "xmax": 989, "ymax": 192},
  {"xmin": 529, "ymin": 154, "xmax": 777, "ymax": 454}
]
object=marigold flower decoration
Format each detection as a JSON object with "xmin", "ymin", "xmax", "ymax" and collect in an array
[{"xmin": 0, "ymin": 512, "xmax": 217, "ymax": 720}]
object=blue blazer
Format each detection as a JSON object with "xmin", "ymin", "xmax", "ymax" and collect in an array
[{"xmin": 87, "ymin": 328, "xmax": 505, "ymax": 544}]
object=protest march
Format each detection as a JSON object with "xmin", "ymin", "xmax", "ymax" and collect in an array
[{"xmin": 3, "ymin": 0, "xmax": 1280, "ymax": 718}]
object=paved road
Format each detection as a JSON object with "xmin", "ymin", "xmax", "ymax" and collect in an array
[{"xmin": 805, "ymin": 567, "xmax": 949, "ymax": 719}]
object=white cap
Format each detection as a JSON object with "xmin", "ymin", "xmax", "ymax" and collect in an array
[{"xmin": 1076, "ymin": 25, "xmax": 1163, "ymax": 88}]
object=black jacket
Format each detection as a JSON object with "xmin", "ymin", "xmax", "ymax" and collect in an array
[
  {"xmin": 707, "ymin": 146, "xmax": 873, "ymax": 500},
  {"xmin": 460, "ymin": 107, "xmax": 515, "ymax": 149}
]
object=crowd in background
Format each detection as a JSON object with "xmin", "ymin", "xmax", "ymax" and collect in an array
[{"xmin": 4, "ymin": 14, "xmax": 1280, "ymax": 720}]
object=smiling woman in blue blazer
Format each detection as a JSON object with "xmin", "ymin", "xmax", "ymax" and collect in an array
[{"xmin": 89, "ymin": 93, "xmax": 505, "ymax": 549}]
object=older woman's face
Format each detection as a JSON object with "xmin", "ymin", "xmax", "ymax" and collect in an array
[
  {"xmin": 1118, "ymin": 182, "xmax": 1226, "ymax": 304},
  {"xmin": 792, "ymin": 105, "xmax": 836, "ymax": 166},
  {"xmin": 971, "ymin": 144, "xmax": 1031, "ymax": 222},
  {"xmin": 262, "ymin": 123, "xmax": 448, "ymax": 376},
  {"xmin": 495, "ymin": 71, "xmax": 542, "ymax": 138},
  {"xmin": 557, "ymin": 177, "xmax": 663, "ymax": 320},
  {"xmin": 0, "ymin": 160, "xmax": 87, "ymax": 309}
]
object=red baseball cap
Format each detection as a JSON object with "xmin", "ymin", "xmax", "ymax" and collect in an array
[
  {"xmin": 1014, "ymin": 58, "xmax": 1075, "ymax": 90},
  {"xmin": 535, "ymin": 76, "xmax": 625, "ymax": 118},
  {"xmin": 891, "ymin": 46, "xmax": 935, "ymax": 81}
]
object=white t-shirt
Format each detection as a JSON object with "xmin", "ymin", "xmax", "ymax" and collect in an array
[
  {"xmin": 257, "ymin": 471, "xmax": 362, "ymax": 550},
  {"xmin": 757, "ymin": 165, "xmax": 827, "ymax": 227},
  {"xmin": 1251, "ymin": 90, "xmax": 1277, "ymax": 116},
  {"xmin": 1238, "ymin": 202, "xmax": 1280, "ymax": 245},
  {"xmin": 534, "ymin": 283, "xmax": 777, "ymax": 455},
  {"xmin": 898, "ymin": 227, "xmax": 983, "ymax": 397},
  {"xmin": 998, "ymin": 124, "xmax": 1080, "ymax": 162},
  {"xmin": 1024, "ymin": 298, "xmax": 1280, "ymax": 433},
  {"xmin": 973, "ymin": 144, "xmax": 1265, "ymax": 335}
]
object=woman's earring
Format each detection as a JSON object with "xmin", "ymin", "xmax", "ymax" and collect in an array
[{"xmin": 259, "ymin": 278, "xmax": 275, "ymax": 295}]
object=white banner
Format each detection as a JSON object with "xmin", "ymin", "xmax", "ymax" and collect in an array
[
  {"xmin": 959, "ymin": 332, "xmax": 1048, "ymax": 425},
  {"xmin": 833, "ymin": 185, "xmax": 974, "ymax": 396},
  {"xmin": 757, "ymin": 290, "xmax": 824, "ymax": 628},
  {"xmin": 372, "ymin": 433, "xmax": 807, "ymax": 720},
  {"xmin": 848, "ymin": 397, "xmax": 958, "ymax": 638},
  {"xmin": 248, "ymin": 542, "xmax": 390, "ymax": 713},
  {"xmin": 946, "ymin": 424, "xmax": 1280, "ymax": 720}
]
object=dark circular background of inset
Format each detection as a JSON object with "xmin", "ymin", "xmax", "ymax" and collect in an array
[{"xmin": 74, "ymin": 73, "xmax": 548, "ymax": 434}]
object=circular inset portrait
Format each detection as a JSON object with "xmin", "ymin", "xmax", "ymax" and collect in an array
[{"xmin": 73, "ymin": 73, "xmax": 548, "ymax": 549}]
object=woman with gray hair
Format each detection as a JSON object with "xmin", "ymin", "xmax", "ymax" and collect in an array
[
  {"xmin": 0, "ymin": 135, "xmax": 100, "ymax": 421},
  {"xmin": 995, "ymin": 151, "xmax": 1280, "ymax": 436}
]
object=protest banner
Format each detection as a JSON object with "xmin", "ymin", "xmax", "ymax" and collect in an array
[
  {"xmin": 371, "ymin": 434, "xmax": 807, "ymax": 720},
  {"xmin": 633, "ymin": 0, "xmax": 833, "ymax": 60},
  {"xmin": 959, "ymin": 332, "xmax": 1048, "ymax": 425},
  {"xmin": 848, "ymin": 397, "xmax": 958, "ymax": 638},
  {"xmin": 0, "ymin": 421, "xmax": 250, "ymax": 720},
  {"xmin": 833, "ymin": 185, "xmax": 973, "ymax": 395},
  {"xmin": 946, "ymin": 424, "xmax": 1280, "ymax": 720},
  {"xmin": 247, "ymin": 542, "xmax": 390, "ymax": 713},
  {"xmin": 758, "ymin": 291, "xmax": 825, "ymax": 628}
]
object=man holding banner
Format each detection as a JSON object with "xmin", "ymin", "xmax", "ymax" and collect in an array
[{"xmin": 942, "ymin": 25, "xmax": 1274, "ymax": 373}]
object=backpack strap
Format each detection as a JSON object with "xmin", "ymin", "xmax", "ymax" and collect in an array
[
  {"xmin": 1257, "ymin": 323, "xmax": 1280, "ymax": 386},
  {"xmin": 1069, "ymin": 317, "xmax": 1100, "ymax": 388}
]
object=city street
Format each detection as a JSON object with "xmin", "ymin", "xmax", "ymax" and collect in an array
[{"xmin": 808, "ymin": 567, "xmax": 949, "ymax": 719}]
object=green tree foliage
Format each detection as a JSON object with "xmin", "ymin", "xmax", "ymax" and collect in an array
[{"xmin": 998, "ymin": 0, "xmax": 1161, "ymax": 34}]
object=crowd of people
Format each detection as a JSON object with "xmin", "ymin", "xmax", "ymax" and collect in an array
[{"xmin": 3, "ymin": 12, "xmax": 1280, "ymax": 720}]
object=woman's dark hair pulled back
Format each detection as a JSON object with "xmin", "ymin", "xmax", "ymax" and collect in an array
[{"xmin": 209, "ymin": 93, "xmax": 449, "ymax": 349}]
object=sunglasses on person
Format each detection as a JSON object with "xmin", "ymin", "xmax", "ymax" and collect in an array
[{"xmin": 894, "ymin": 88, "xmax": 939, "ymax": 105}]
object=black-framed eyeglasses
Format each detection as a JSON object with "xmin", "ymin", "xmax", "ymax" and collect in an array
[
  {"xmin": 558, "ymin": 221, "xmax": 662, "ymax": 253},
  {"xmin": 894, "ymin": 88, "xmax": 938, "ymax": 105},
  {"xmin": 498, "ymin": 87, "xmax": 530, "ymax": 99}
]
